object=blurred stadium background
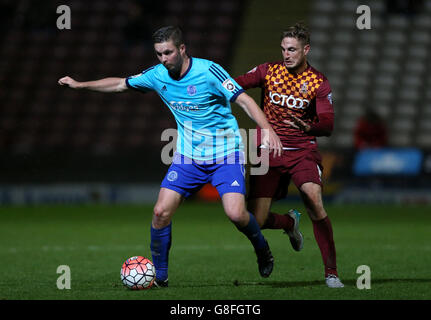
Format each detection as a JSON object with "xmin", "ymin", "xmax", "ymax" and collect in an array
[
  {"xmin": 0, "ymin": 0, "xmax": 430, "ymax": 205},
  {"xmin": 1, "ymin": 0, "xmax": 431, "ymax": 302}
]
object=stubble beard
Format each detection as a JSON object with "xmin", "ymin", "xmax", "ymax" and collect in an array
[
  {"xmin": 167, "ymin": 56, "xmax": 183, "ymax": 79},
  {"xmin": 285, "ymin": 56, "xmax": 306, "ymax": 73}
]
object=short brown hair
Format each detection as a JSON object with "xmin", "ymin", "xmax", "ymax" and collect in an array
[
  {"xmin": 152, "ymin": 26, "xmax": 184, "ymax": 48},
  {"xmin": 281, "ymin": 23, "xmax": 310, "ymax": 46}
]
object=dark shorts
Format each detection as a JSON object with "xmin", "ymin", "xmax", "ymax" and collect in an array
[{"xmin": 248, "ymin": 148, "xmax": 323, "ymax": 201}]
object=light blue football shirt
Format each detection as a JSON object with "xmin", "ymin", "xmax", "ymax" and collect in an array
[{"xmin": 126, "ymin": 57, "xmax": 245, "ymax": 161}]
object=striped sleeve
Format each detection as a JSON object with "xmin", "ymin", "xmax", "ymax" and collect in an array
[
  {"xmin": 125, "ymin": 66, "xmax": 156, "ymax": 92},
  {"xmin": 208, "ymin": 63, "xmax": 244, "ymax": 102}
]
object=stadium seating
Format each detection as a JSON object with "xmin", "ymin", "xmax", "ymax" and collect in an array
[
  {"xmin": 309, "ymin": 0, "xmax": 429, "ymax": 148},
  {"xmin": 0, "ymin": 0, "xmax": 245, "ymax": 156}
]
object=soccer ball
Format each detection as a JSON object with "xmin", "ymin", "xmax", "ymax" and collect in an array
[{"xmin": 120, "ymin": 256, "xmax": 156, "ymax": 290}]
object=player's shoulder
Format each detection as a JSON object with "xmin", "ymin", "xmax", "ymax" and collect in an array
[
  {"xmin": 259, "ymin": 60, "xmax": 282, "ymax": 70},
  {"xmin": 195, "ymin": 57, "xmax": 236, "ymax": 81},
  {"xmin": 130, "ymin": 64, "xmax": 162, "ymax": 78},
  {"xmin": 263, "ymin": 61, "xmax": 287, "ymax": 75},
  {"xmin": 189, "ymin": 57, "xmax": 223, "ymax": 77},
  {"xmin": 192, "ymin": 57, "xmax": 220, "ymax": 70},
  {"xmin": 148, "ymin": 63, "xmax": 166, "ymax": 75},
  {"xmin": 245, "ymin": 61, "xmax": 281, "ymax": 75},
  {"xmin": 307, "ymin": 64, "xmax": 329, "ymax": 82},
  {"xmin": 307, "ymin": 64, "xmax": 332, "ymax": 95},
  {"xmin": 267, "ymin": 60, "xmax": 284, "ymax": 68}
]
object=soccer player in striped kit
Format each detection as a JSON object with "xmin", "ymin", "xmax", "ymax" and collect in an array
[
  {"xmin": 58, "ymin": 26, "xmax": 283, "ymax": 286},
  {"xmin": 235, "ymin": 23, "xmax": 344, "ymax": 288}
]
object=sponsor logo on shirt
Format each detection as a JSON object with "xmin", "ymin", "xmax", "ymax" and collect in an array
[
  {"xmin": 269, "ymin": 92, "xmax": 310, "ymax": 109},
  {"xmin": 169, "ymin": 101, "xmax": 199, "ymax": 112}
]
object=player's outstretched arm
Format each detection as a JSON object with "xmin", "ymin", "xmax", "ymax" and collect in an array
[
  {"xmin": 234, "ymin": 92, "xmax": 283, "ymax": 157},
  {"xmin": 58, "ymin": 76, "xmax": 128, "ymax": 92}
]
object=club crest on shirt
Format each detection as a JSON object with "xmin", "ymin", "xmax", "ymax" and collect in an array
[
  {"xmin": 222, "ymin": 79, "xmax": 236, "ymax": 92},
  {"xmin": 187, "ymin": 85, "xmax": 197, "ymax": 96},
  {"xmin": 300, "ymin": 81, "xmax": 308, "ymax": 94}
]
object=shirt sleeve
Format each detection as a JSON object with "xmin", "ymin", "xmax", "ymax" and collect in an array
[
  {"xmin": 207, "ymin": 63, "xmax": 244, "ymax": 102},
  {"xmin": 125, "ymin": 66, "xmax": 156, "ymax": 92},
  {"xmin": 234, "ymin": 63, "xmax": 268, "ymax": 90},
  {"xmin": 315, "ymin": 78, "xmax": 334, "ymax": 115},
  {"xmin": 307, "ymin": 113, "xmax": 334, "ymax": 136},
  {"xmin": 307, "ymin": 78, "xmax": 335, "ymax": 136}
]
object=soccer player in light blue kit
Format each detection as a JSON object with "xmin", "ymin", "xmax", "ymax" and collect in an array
[{"xmin": 58, "ymin": 26, "xmax": 283, "ymax": 287}]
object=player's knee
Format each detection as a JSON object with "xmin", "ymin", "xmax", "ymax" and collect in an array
[
  {"xmin": 153, "ymin": 204, "xmax": 164, "ymax": 217},
  {"xmin": 152, "ymin": 208, "xmax": 171, "ymax": 229},
  {"xmin": 301, "ymin": 184, "xmax": 321, "ymax": 204},
  {"xmin": 225, "ymin": 208, "xmax": 248, "ymax": 226},
  {"xmin": 302, "ymin": 193, "xmax": 327, "ymax": 220},
  {"xmin": 153, "ymin": 204, "xmax": 172, "ymax": 221}
]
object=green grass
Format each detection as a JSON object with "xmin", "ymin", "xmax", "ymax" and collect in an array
[{"xmin": 0, "ymin": 202, "xmax": 430, "ymax": 300}]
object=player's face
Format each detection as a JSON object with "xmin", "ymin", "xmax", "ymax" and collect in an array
[
  {"xmin": 281, "ymin": 37, "xmax": 310, "ymax": 71},
  {"xmin": 154, "ymin": 40, "xmax": 185, "ymax": 74}
]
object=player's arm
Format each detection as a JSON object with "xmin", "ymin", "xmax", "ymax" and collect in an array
[
  {"xmin": 58, "ymin": 76, "xmax": 128, "ymax": 92},
  {"xmin": 234, "ymin": 92, "xmax": 283, "ymax": 156},
  {"xmin": 285, "ymin": 112, "xmax": 334, "ymax": 136},
  {"xmin": 234, "ymin": 63, "xmax": 268, "ymax": 89},
  {"xmin": 284, "ymin": 79, "xmax": 334, "ymax": 136}
]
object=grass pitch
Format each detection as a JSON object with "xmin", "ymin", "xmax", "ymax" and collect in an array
[{"xmin": 0, "ymin": 202, "xmax": 430, "ymax": 300}]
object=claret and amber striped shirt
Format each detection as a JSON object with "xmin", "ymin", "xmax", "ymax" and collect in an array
[{"xmin": 236, "ymin": 62, "xmax": 334, "ymax": 149}]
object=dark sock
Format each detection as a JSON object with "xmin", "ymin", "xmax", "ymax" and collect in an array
[
  {"xmin": 312, "ymin": 216, "xmax": 338, "ymax": 277},
  {"xmin": 262, "ymin": 212, "xmax": 294, "ymax": 230},
  {"xmin": 237, "ymin": 212, "xmax": 267, "ymax": 250},
  {"xmin": 150, "ymin": 223, "xmax": 172, "ymax": 281}
]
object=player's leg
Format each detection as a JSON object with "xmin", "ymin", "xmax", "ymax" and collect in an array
[
  {"xmin": 152, "ymin": 187, "xmax": 184, "ymax": 228},
  {"xmin": 298, "ymin": 182, "xmax": 343, "ymax": 288},
  {"xmin": 221, "ymin": 192, "xmax": 274, "ymax": 278},
  {"xmin": 151, "ymin": 187, "xmax": 184, "ymax": 287},
  {"xmin": 248, "ymin": 168, "xmax": 292, "ymax": 228},
  {"xmin": 248, "ymin": 167, "xmax": 303, "ymax": 251},
  {"xmin": 291, "ymin": 149, "xmax": 343, "ymax": 287},
  {"xmin": 247, "ymin": 197, "xmax": 272, "ymax": 227},
  {"xmin": 210, "ymin": 153, "xmax": 274, "ymax": 277}
]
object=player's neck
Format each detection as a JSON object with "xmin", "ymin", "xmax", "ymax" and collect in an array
[
  {"xmin": 287, "ymin": 61, "xmax": 308, "ymax": 75},
  {"xmin": 170, "ymin": 55, "xmax": 190, "ymax": 80},
  {"xmin": 181, "ymin": 56, "xmax": 190, "ymax": 76}
]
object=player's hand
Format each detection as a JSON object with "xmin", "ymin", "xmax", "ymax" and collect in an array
[
  {"xmin": 261, "ymin": 128, "xmax": 283, "ymax": 157},
  {"xmin": 283, "ymin": 115, "xmax": 310, "ymax": 133},
  {"xmin": 58, "ymin": 76, "xmax": 81, "ymax": 89}
]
